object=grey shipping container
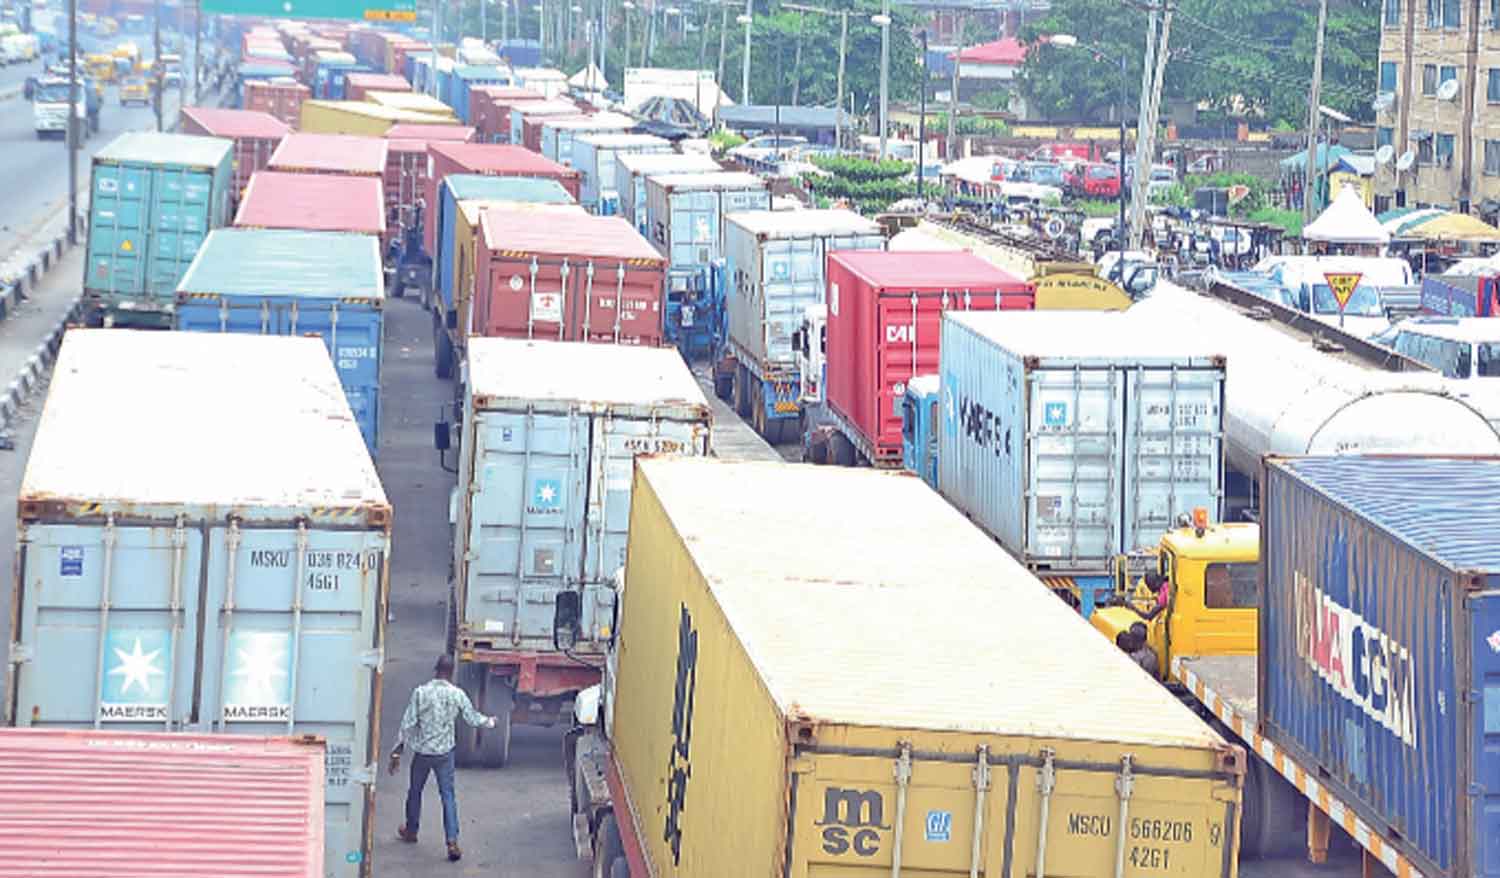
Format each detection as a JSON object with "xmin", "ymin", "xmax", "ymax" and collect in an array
[
  {"xmin": 8, "ymin": 329, "xmax": 391, "ymax": 878},
  {"xmin": 615, "ymin": 152, "xmax": 719, "ymax": 234},
  {"xmin": 643, "ymin": 171, "xmax": 768, "ymax": 270},
  {"xmin": 448, "ymin": 338, "xmax": 709, "ymax": 766},
  {"xmin": 938, "ymin": 311, "xmax": 1225, "ymax": 605},
  {"xmin": 1260, "ymin": 455, "xmax": 1500, "ymax": 878}
]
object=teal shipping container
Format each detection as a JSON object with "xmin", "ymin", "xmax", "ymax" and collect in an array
[
  {"xmin": 175, "ymin": 228, "xmax": 385, "ymax": 454},
  {"xmin": 9, "ymin": 329, "xmax": 391, "ymax": 878},
  {"xmin": 84, "ymin": 132, "xmax": 235, "ymax": 327}
]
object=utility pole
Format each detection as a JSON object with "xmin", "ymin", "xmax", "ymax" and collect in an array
[
  {"xmin": 66, "ymin": 0, "xmax": 77, "ymax": 244},
  {"xmin": 153, "ymin": 0, "xmax": 162, "ymax": 131},
  {"xmin": 598, "ymin": 0, "xmax": 606, "ymax": 89},
  {"xmin": 917, "ymin": 29, "xmax": 928, "ymax": 201},
  {"xmin": 877, "ymin": 0, "xmax": 890, "ymax": 159},
  {"xmin": 482, "ymin": 0, "xmax": 487, "ymax": 42},
  {"xmin": 715, "ymin": 0, "xmax": 727, "ymax": 122},
  {"xmin": 836, "ymin": 10, "xmax": 846, "ymax": 149},
  {"xmin": 1129, "ymin": 4, "xmax": 1171, "ymax": 250},
  {"xmin": 192, "ymin": 0, "xmax": 200, "ymax": 105},
  {"xmin": 947, "ymin": 32, "xmax": 958, "ymax": 160},
  {"xmin": 1303, "ymin": 0, "xmax": 1329, "ymax": 225},
  {"xmin": 1128, "ymin": 4, "xmax": 1157, "ymax": 247},
  {"xmin": 740, "ymin": 0, "xmax": 751, "ymax": 103},
  {"xmin": 622, "ymin": 1, "xmax": 632, "ymax": 83},
  {"xmin": 695, "ymin": 1, "xmax": 708, "ymax": 120},
  {"xmin": 430, "ymin": 0, "xmax": 440, "ymax": 98}
]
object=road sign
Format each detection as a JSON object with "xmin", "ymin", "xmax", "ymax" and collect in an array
[
  {"xmin": 1324, "ymin": 272, "xmax": 1362, "ymax": 311},
  {"xmin": 198, "ymin": 0, "xmax": 417, "ymax": 22}
]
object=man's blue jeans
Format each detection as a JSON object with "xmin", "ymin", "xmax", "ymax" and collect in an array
[{"xmin": 405, "ymin": 750, "xmax": 459, "ymax": 843}]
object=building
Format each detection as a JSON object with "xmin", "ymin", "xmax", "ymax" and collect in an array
[{"xmin": 1375, "ymin": 0, "xmax": 1500, "ymax": 219}]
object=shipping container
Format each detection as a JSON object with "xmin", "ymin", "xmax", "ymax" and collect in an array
[
  {"xmin": 468, "ymin": 84, "xmax": 544, "ymax": 142},
  {"xmin": 571, "ymin": 132, "xmax": 672, "ymax": 214},
  {"xmin": 423, "ymin": 142, "xmax": 582, "ymax": 258},
  {"xmin": 587, "ymin": 456, "xmax": 1243, "ymax": 877},
  {"xmin": 365, "ymin": 89, "xmax": 457, "ymax": 119},
  {"xmin": 9, "ymin": 329, "xmax": 390, "ymax": 878},
  {"xmin": 269, "ymin": 131, "xmax": 388, "ymax": 178},
  {"xmin": 447, "ymin": 338, "xmax": 710, "ymax": 765},
  {"xmin": 643, "ymin": 171, "xmax": 768, "ymax": 270},
  {"xmin": 344, "ymin": 71, "xmax": 411, "ymax": 101},
  {"xmin": 510, "ymin": 99, "xmax": 586, "ymax": 151},
  {"xmin": 823, "ymin": 250, "xmax": 1034, "ymax": 467},
  {"xmin": 384, "ymin": 122, "xmax": 475, "ymax": 142},
  {"xmin": 234, "ymin": 170, "xmax": 385, "ymax": 237},
  {"xmin": 178, "ymin": 107, "xmax": 290, "ymax": 207},
  {"xmin": 298, "ymin": 99, "xmax": 453, "ymax": 137},
  {"xmin": 311, "ymin": 50, "xmax": 361, "ymax": 99},
  {"xmin": 383, "ymin": 138, "xmax": 426, "ymax": 249},
  {"xmin": 512, "ymin": 66, "xmax": 568, "ymax": 98},
  {"xmin": 614, "ymin": 151, "xmax": 720, "ymax": 234},
  {"xmin": 244, "ymin": 79, "xmax": 309, "ymax": 126},
  {"xmin": 389, "ymin": 41, "xmax": 430, "ymax": 80},
  {"xmin": 937, "ymin": 311, "xmax": 1225, "ymax": 611},
  {"xmin": 450, "ymin": 64, "xmax": 511, "ymax": 123},
  {"xmin": 0, "ymin": 729, "xmax": 326, "ymax": 876},
  {"xmin": 1260, "ymin": 455, "xmax": 1500, "ymax": 878},
  {"xmin": 538, "ymin": 113, "xmax": 637, "ymax": 169},
  {"xmin": 175, "ymin": 228, "xmax": 385, "ymax": 452},
  {"xmin": 84, "ymin": 132, "xmax": 235, "ymax": 328},
  {"xmin": 722, "ymin": 209, "xmax": 883, "ymax": 439},
  {"xmin": 473, "ymin": 210, "xmax": 666, "ymax": 347}
]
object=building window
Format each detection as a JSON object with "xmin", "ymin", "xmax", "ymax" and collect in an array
[
  {"xmin": 1444, "ymin": 0, "xmax": 1462, "ymax": 26},
  {"xmin": 1438, "ymin": 133, "xmax": 1455, "ymax": 164},
  {"xmin": 1419, "ymin": 136, "xmax": 1435, "ymax": 163},
  {"xmin": 1427, "ymin": 0, "xmax": 1441, "ymax": 27},
  {"xmin": 1486, "ymin": 140, "xmax": 1500, "ymax": 175},
  {"xmin": 1492, "ymin": 0, "xmax": 1500, "ymax": 28},
  {"xmin": 1378, "ymin": 127, "xmax": 1395, "ymax": 149},
  {"xmin": 1423, "ymin": 64, "xmax": 1439, "ymax": 94},
  {"xmin": 1381, "ymin": 61, "xmax": 1399, "ymax": 92},
  {"xmin": 1441, "ymin": 65, "xmax": 1458, "ymax": 84},
  {"xmin": 1386, "ymin": 0, "xmax": 1401, "ymax": 25},
  {"xmin": 1490, "ymin": 69, "xmax": 1500, "ymax": 101}
]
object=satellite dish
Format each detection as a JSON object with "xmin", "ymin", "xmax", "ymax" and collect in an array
[
  {"xmin": 1397, "ymin": 150, "xmax": 1416, "ymax": 171},
  {"xmin": 1376, "ymin": 144, "xmax": 1395, "ymax": 165},
  {"xmin": 1438, "ymin": 79, "xmax": 1460, "ymax": 101},
  {"xmin": 1372, "ymin": 92, "xmax": 1395, "ymax": 113}
]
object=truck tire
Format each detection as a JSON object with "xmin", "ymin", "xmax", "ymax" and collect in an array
[
  {"xmin": 434, "ymin": 316, "xmax": 454, "ymax": 380},
  {"xmin": 452, "ymin": 663, "xmax": 483, "ymax": 767},
  {"xmin": 713, "ymin": 364, "xmax": 733, "ymax": 400},
  {"xmin": 1240, "ymin": 756, "xmax": 1306, "ymax": 859},
  {"xmin": 730, "ymin": 365, "xmax": 749, "ymax": 418},
  {"xmin": 479, "ymin": 676, "xmax": 514, "ymax": 768},
  {"xmin": 829, "ymin": 431, "xmax": 856, "ymax": 467},
  {"xmin": 591, "ymin": 814, "xmax": 624, "ymax": 878}
]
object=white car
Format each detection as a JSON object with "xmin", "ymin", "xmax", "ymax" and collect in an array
[
  {"xmin": 728, "ymin": 134, "xmax": 808, "ymax": 164},
  {"xmin": 1379, "ymin": 317, "xmax": 1500, "ymax": 379}
]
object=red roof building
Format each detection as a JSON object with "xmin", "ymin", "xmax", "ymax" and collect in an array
[{"xmin": 956, "ymin": 37, "xmax": 1028, "ymax": 78}]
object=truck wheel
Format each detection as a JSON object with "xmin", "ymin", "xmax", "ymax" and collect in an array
[
  {"xmin": 829, "ymin": 431, "xmax": 856, "ymax": 467},
  {"xmin": 730, "ymin": 365, "xmax": 748, "ymax": 418},
  {"xmin": 479, "ymin": 677, "xmax": 514, "ymax": 768},
  {"xmin": 713, "ymin": 365, "xmax": 732, "ymax": 401},
  {"xmin": 591, "ymin": 814, "xmax": 624, "ymax": 878},
  {"xmin": 434, "ymin": 316, "xmax": 454, "ymax": 380},
  {"xmin": 452, "ymin": 663, "xmax": 483, "ymax": 767},
  {"xmin": 1240, "ymin": 757, "xmax": 1306, "ymax": 858}
]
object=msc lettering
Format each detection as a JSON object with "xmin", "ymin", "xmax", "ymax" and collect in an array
[
  {"xmin": 1067, "ymin": 813, "xmax": 1195, "ymax": 844},
  {"xmin": 817, "ymin": 787, "xmax": 888, "ymax": 857}
]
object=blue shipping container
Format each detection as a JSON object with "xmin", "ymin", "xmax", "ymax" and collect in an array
[
  {"xmin": 433, "ymin": 174, "xmax": 574, "ymax": 314},
  {"xmin": 10, "ymin": 329, "xmax": 391, "ymax": 878},
  {"xmin": 1261, "ymin": 456, "xmax": 1500, "ymax": 878},
  {"xmin": 85, "ymin": 132, "xmax": 234, "ymax": 326},
  {"xmin": 174, "ymin": 228, "xmax": 385, "ymax": 454},
  {"xmin": 453, "ymin": 64, "xmax": 511, "ymax": 123}
]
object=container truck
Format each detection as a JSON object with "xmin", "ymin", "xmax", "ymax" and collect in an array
[
  {"xmin": 8, "ymin": 329, "xmax": 391, "ymax": 878},
  {"xmin": 244, "ymin": 79, "xmax": 308, "ymax": 126},
  {"xmin": 174, "ymin": 228, "xmax": 385, "ymax": 454},
  {"xmin": 565, "ymin": 457, "xmax": 1245, "ymax": 878},
  {"xmin": 572, "ymin": 133, "xmax": 673, "ymax": 214},
  {"xmin": 435, "ymin": 338, "xmax": 710, "ymax": 766},
  {"xmin": 84, "ymin": 132, "xmax": 235, "ymax": 328},
  {"xmin": 450, "ymin": 65, "xmax": 512, "ymax": 123},
  {"xmin": 614, "ymin": 151, "xmax": 720, "ymax": 235},
  {"xmin": 809, "ymin": 250, "xmax": 1034, "ymax": 468},
  {"xmin": 718, "ymin": 209, "xmax": 884, "ymax": 442},
  {"xmin": 179, "ymin": 107, "xmax": 291, "ymax": 208},
  {"xmin": 644, "ymin": 171, "xmax": 769, "ymax": 359},
  {"xmin": 423, "ymin": 142, "xmax": 582, "ymax": 258},
  {"xmin": 468, "ymin": 85, "xmax": 544, "ymax": 143},
  {"xmin": 31, "ymin": 75, "xmax": 99, "ymax": 139},
  {"xmin": 931, "ymin": 310, "xmax": 1226, "ymax": 615},
  {"xmin": 511, "ymin": 99, "xmax": 586, "ymax": 150}
]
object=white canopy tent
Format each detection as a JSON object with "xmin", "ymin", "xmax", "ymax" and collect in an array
[
  {"xmin": 1303, "ymin": 184, "xmax": 1391, "ymax": 246},
  {"xmin": 569, "ymin": 63, "xmax": 606, "ymax": 92}
]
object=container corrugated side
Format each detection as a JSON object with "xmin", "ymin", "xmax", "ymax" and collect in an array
[
  {"xmin": 616, "ymin": 153, "xmax": 720, "ymax": 232},
  {"xmin": 613, "ymin": 458, "xmax": 1242, "ymax": 878},
  {"xmin": 572, "ymin": 136, "xmax": 672, "ymax": 211},
  {"xmin": 1260, "ymin": 456, "xmax": 1500, "ymax": 878},
  {"xmin": 644, "ymin": 173, "xmax": 769, "ymax": 268},
  {"xmin": 937, "ymin": 311, "xmax": 1225, "ymax": 570}
]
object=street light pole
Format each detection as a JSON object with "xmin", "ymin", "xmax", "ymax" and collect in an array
[
  {"xmin": 153, "ymin": 0, "xmax": 162, "ymax": 131},
  {"xmin": 917, "ymin": 29, "xmax": 927, "ymax": 202},
  {"xmin": 66, "ymin": 0, "xmax": 77, "ymax": 244},
  {"xmin": 715, "ymin": 0, "xmax": 728, "ymax": 122},
  {"xmin": 877, "ymin": 0, "xmax": 890, "ymax": 159},
  {"xmin": 739, "ymin": 0, "xmax": 751, "ymax": 104}
]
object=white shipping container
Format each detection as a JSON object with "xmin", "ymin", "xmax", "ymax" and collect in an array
[
  {"xmin": 571, "ymin": 132, "xmax": 672, "ymax": 212},
  {"xmin": 937, "ymin": 311, "xmax": 1227, "ymax": 568},
  {"xmin": 615, "ymin": 152, "xmax": 720, "ymax": 232},
  {"xmin": 538, "ymin": 113, "xmax": 635, "ymax": 167},
  {"xmin": 644, "ymin": 171, "xmax": 768, "ymax": 270}
]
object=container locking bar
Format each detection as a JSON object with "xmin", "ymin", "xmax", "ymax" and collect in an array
[
  {"xmin": 890, "ymin": 741, "xmax": 913, "ymax": 878},
  {"xmin": 216, "ymin": 518, "xmax": 242, "ymax": 730},
  {"xmin": 285, "ymin": 521, "xmax": 309, "ymax": 733},
  {"xmin": 581, "ymin": 260, "xmax": 595, "ymax": 340},
  {"xmin": 1034, "ymin": 747, "xmax": 1057, "ymax": 878},
  {"xmin": 970, "ymin": 744, "xmax": 991, "ymax": 878},
  {"xmin": 557, "ymin": 259, "xmax": 570, "ymax": 341},
  {"xmin": 89, "ymin": 515, "xmax": 118, "ymax": 730},
  {"xmin": 613, "ymin": 263, "xmax": 625, "ymax": 342},
  {"xmin": 1112, "ymin": 755, "xmax": 1135, "ymax": 878},
  {"xmin": 526, "ymin": 256, "xmax": 540, "ymax": 339},
  {"xmin": 163, "ymin": 516, "xmax": 187, "ymax": 730}
]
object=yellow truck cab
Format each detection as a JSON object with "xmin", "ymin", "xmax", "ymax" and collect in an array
[
  {"xmin": 119, "ymin": 74, "xmax": 149, "ymax": 106},
  {"xmin": 1091, "ymin": 509, "xmax": 1259, "ymax": 680},
  {"xmin": 85, "ymin": 53, "xmax": 115, "ymax": 82}
]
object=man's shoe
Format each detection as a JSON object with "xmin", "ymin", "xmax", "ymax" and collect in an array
[
  {"xmin": 447, "ymin": 841, "xmax": 462, "ymax": 862},
  {"xmin": 397, "ymin": 826, "xmax": 418, "ymax": 844}
]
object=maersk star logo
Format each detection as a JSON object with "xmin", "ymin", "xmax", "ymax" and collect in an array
[
  {"xmin": 226, "ymin": 631, "xmax": 292, "ymax": 708},
  {"xmin": 100, "ymin": 629, "xmax": 172, "ymax": 718},
  {"xmin": 530, "ymin": 477, "xmax": 563, "ymax": 513},
  {"xmin": 109, "ymin": 636, "xmax": 165, "ymax": 696}
]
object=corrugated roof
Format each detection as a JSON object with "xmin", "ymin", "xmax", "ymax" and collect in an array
[
  {"xmin": 180, "ymin": 227, "xmax": 384, "ymax": 299},
  {"xmin": 431, "ymin": 142, "xmax": 578, "ymax": 177},
  {"xmin": 479, "ymin": 211, "xmax": 662, "ymax": 262},
  {"xmin": 269, "ymin": 132, "xmax": 388, "ymax": 175},
  {"xmin": 384, "ymin": 123, "xmax": 475, "ymax": 141},
  {"xmin": 95, "ymin": 131, "xmax": 233, "ymax": 169},
  {"xmin": 0, "ymin": 729, "xmax": 325, "ymax": 878},
  {"xmin": 344, "ymin": 72, "xmax": 411, "ymax": 91},
  {"xmin": 468, "ymin": 338, "xmax": 707, "ymax": 411},
  {"xmin": 635, "ymin": 458, "xmax": 1226, "ymax": 747},
  {"xmin": 575, "ymin": 132, "xmax": 670, "ymax": 149},
  {"xmin": 233, "ymin": 172, "xmax": 386, "ymax": 235},
  {"xmin": 832, "ymin": 249, "xmax": 1029, "ymax": 290},
  {"xmin": 615, "ymin": 152, "xmax": 720, "ymax": 175},
  {"xmin": 957, "ymin": 36, "xmax": 1027, "ymax": 65},
  {"xmin": 445, "ymin": 173, "xmax": 574, "ymax": 202},
  {"xmin": 1274, "ymin": 457, "xmax": 1500, "ymax": 571},
  {"xmin": 180, "ymin": 107, "xmax": 290, "ymax": 139},
  {"xmin": 718, "ymin": 104, "xmax": 845, "ymax": 130}
]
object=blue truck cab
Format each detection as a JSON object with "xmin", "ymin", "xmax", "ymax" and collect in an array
[{"xmin": 900, "ymin": 374, "xmax": 941, "ymax": 489}]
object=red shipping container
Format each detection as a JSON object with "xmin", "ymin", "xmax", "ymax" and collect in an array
[
  {"xmin": 424, "ymin": 142, "xmax": 582, "ymax": 257},
  {"xmin": 344, "ymin": 72, "xmax": 412, "ymax": 101},
  {"xmin": 385, "ymin": 123, "xmax": 475, "ymax": 141},
  {"xmin": 391, "ymin": 42, "xmax": 432, "ymax": 79},
  {"xmin": 824, "ymin": 250, "xmax": 1034, "ymax": 466},
  {"xmin": 475, "ymin": 209, "xmax": 666, "ymax": 346},
  {"xmin": 244, "ymin": 80, "xmax": 309, "ymax": 128},
  {"xmin": 384, "ymin": 138, "xmax": 427, "ymax": 242},
  {"xmin": 468, "ymin": 85, "xmax": 545, "ymax": 143},
  {"xmin": 235, "ymin": 171, "xmax": 386, "ymax": 236},
  {"xmin": 178, "ymin": 107, "xmax": 290, "ymax": 206},
  {"xmin": 269, "ymin": 132, "xmax": 389, "ymax": 177}
]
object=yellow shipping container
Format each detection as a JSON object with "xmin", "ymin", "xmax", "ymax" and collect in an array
[
  {"xmin": 299, "ymin": 99, "xmax": 456, "ymax": 136},
  {"xmin": 613, "ymin": 458, "xmax": 1243, "ymax": 878},
  {"xmin": 450, "ymin": 199, "xmax": 586, "ymax": 351},
  {"xmin": 365, "ymin": 89, "xmax": 457, "ymax": 119}
]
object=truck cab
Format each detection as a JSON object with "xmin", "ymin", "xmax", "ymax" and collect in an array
[
  {"xmin": 791, "ymin": 303, "xmax": 826, "ymax": 407},
  {"xmin": 899, "ymin": 374, "xmax": 940, "ymax": 488},
  {"xmin": 1090, "ymin": 511, "xmax": 1259, "ymax": 680},
  {"xmin": 32, "ymin": 76, "xmax": 95, "ymax": 139}
]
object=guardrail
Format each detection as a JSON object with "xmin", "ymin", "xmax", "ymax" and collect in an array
[{"xmin": 0, "ymin": 212, "xmax": 87, "ymax": 443}]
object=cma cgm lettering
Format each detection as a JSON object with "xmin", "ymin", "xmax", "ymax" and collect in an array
[{"xmin": 1294, "ymin": 571, "xmax": 1417, "ymax": 747}]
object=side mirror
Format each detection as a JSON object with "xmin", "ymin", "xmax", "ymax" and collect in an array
[
  {"xmin": 433, "ymin": 418, "xmax": 451, "ymax": 452},
  {"xmin": 553, "ymin": 590, "xmax": 582, "ymax": 651}
]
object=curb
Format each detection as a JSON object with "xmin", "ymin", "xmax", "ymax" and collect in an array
[
  {"xmin": 0, "ymin": 216, "xmax": 81, "ymax": 324},
  {"xmin": 0, "ymin": 213, "xmax": 86, "ymax": 440}
]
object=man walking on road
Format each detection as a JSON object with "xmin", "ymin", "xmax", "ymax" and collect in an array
[{"xmin": 390, "ymin": 654, "xmax": 497, "ymax": 862}]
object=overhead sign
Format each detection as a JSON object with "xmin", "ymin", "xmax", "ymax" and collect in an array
[
  {"xmin": 1324, "ymin": 272, "xmax": 1363, "ymax": 311},
  {"xmin": 198, "ymin": 0, "xmax": 417, "ymax": 23}
]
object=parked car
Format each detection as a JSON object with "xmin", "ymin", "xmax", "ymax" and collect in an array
[
  {"xmin": 1378, "ymin": 316, "xmax": 1500, "ymax": 379},
  {"xmin": 1070, "ymin": 162, "xmax": 1121, "ymax": 198},
  {"xmin": 728, "ymin": 133, "xmax": 808, "ymax": 164}
]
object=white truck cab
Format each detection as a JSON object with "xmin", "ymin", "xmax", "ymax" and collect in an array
[{"xmin": 791, "ymin": 303, "xmax": 827, "ymax": 406}]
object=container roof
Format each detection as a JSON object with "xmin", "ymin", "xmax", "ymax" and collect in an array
[
  {"xmin": 445, "ymin": 173, "xmax": 574, "ymax": 202},
  {"xmin": 385, "ymin": 123, "xmax": 475, "ymax": 141},
  {"xmin": 947, "ymin": 311, "xmax": 1225, "ymax": 360},
  {"xmin": 513, "ymin": 99, "xmax": 586, "ymax": 117},
  {"xmin": 647, "ymin": 170, "xmax": 764, "ymax": 191},
  {"xmin": 0, "ymin": 729, "xmax": 325, "ymax": 877},
  {"xmin": 1273, "ymin": 456, "xmax": 1500, "ymax": 571},
  {"xmin": 471, "ymin": 84, "xmax": 545, "ymax": 100},
  {"xmin": 179, "ymin": 228, "xmax": 384, "ymax": 300},
  {"xmin": 431, "ymin": 142, "xmax": 578, "ymax": 177},
  {"xmin": 544, "ymin": 113, "xmax": 636, "ymax": 131},
  {"xmin": 832, "ymin": 249, "xmax": 1030, "ymax": 291},
  {"xmin": 180, "ymin": 106, "xmax": 290, "ymax": 139},
  {"xmin": 367, "ymin": 90, "xmax": 456, "ymax": 115},
  {"xmin": 726, "ymin": 208, "xmax": 879, "ymax": 238},
  {"xmin": 233, "ymin": 172, "xmax": 386, "ymax": 236},
  {"xmin": 634, "ymin": 458, "xmax": 1227, "ymax": 747},
  {"xmin": 95, "ymin": 131, "xmax": 233, "ymax": 168},
  {"xmin": 467, "ymin": 339, "xmax": 707, "ymax": 411},
  {"xmin": 269, "ymin": 132, "xmax": 388, "ymax": 175},
  {"xmin": 575, "ymin": 132, "xmax": 670, "ymax": 149},
  {"xmin": 479, "ymin": 211, "xmax": 662, "ymax": 262},
  {"xmin": 344, "ymin": 72, "xmax": 411, "ymax": 89},
  {"xmin": 616, "ymin": 152, "xmax": 721, "ymax": 174},
  {"xmin": 23, "ymin": 330, "xmax": 387, "ymax": 513}
]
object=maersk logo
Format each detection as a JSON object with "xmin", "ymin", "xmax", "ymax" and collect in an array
[{"xmin": 527, "ymin": 477, "xmax": 564, "ymax": 515}]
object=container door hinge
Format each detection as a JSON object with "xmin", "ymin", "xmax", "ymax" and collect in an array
[
  {"xmin": 9, "ymin": 643, "xmax": 32, "ymax": 664},
  {"xmin": 359, "ymin": 648, "xmax": 384, "ymax": 671}
]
